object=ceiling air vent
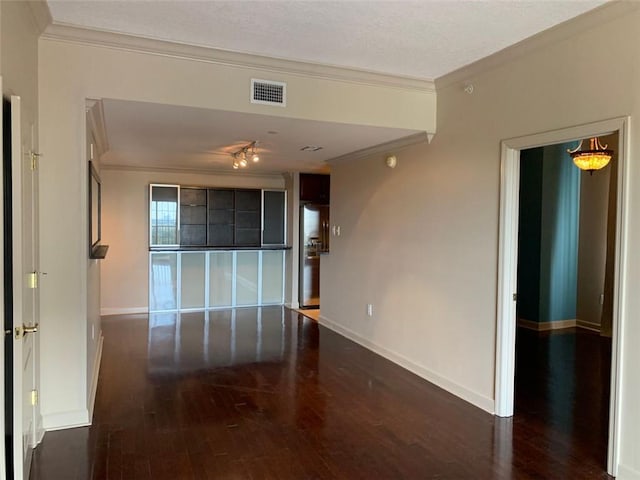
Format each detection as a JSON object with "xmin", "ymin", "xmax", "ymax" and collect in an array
[{"xmin": 251, "ymin": 79, "xmax": 286, "ymax": 107}]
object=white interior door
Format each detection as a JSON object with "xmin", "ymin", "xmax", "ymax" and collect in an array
[{"xmin": 10, "ymin": 95, "xmax": 38, "ymax": 480}]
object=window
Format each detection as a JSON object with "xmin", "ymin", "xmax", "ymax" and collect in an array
[{"xmin": 150, "ymin": 185, "xmax": 179, "ymax": 246}]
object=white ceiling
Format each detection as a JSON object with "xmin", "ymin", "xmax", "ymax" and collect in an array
[{"xmin": 47, "ymin": 0, "xmax": 608, "ymax": 174}]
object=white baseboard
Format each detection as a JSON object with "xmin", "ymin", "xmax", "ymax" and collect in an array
[
  {"xmin": 42, "ymin": 409, "xmax": 90, "ymax": 431},
  {"xmin": 518, "ymin": 318, "xmax": 576, "ymax": 331},
  {"xmin": 576, "ymin": 319, "xmax": 602, "ymax": 333},
  {"xmin": 34, "ymin": 423, "xmax": 45, "ymax": 446},
  {"xmin": 518, "ymin": 318, "xmax": 602, "ymax": 333},
  {"xmin": 34, "ymin": 412, "xmax": 45, "ymax": 447},
  {"xmin": 285, "ymin": 302, "xmax": 300, "ymax": 310},
  {"xmin": 318, "ymin": 314, "xmax": 495, "ymax": 414},
  {"xmin": 88, "ymin": 334, "xmax": 104, "ymax": 421},
  {"xmin": 101, "ymin": 306, "xmax": 147, "ymax": 316},
  {"xmin": 617, "ymin": 464, "xmax": 640, "ymax": 479}
]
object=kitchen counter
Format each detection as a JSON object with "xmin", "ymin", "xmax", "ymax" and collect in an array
[{"xmin": 150, "ymin": 245, "xmax": 292, "ymax": 252}]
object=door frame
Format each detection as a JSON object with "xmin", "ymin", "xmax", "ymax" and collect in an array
[
  {"xmin": 495, "ymin": 117, "xmax": 629, "ymax": 476},
  {"xmin": 0, "ymin": 75, "xmax": 6, "ymax": 480}
]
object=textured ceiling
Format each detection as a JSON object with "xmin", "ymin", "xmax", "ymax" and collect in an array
[{"xmin": 47, "ymin": 0, "xmax": 607, "ymax": 80}]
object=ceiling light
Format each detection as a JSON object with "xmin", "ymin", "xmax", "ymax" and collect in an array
[
  {"xmin": 567, "ymin": 137, "xmax": 612, "ymax": 175},
  {"xmin": 230, "ymin": 141, "xmax": 260, "ymax": 170}
]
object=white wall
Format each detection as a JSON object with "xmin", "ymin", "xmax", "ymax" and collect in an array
[
  {"xmin": 283, "ymin": 172, "xmax": 300, "ymax": 309},
  {"xmin": 85, "ymin": 110, "xmax": 103, "ymax": 414},
  {"xmin": 321, "ymin": 4, "xmax": 640, "ymax": 477},
  {"xmin": 576, "ymin": 134, "xmax": 616, "ymax": 329},
  {"xmin": 100, "ymin": 167, "xmax": 284, "ymax": 314}
]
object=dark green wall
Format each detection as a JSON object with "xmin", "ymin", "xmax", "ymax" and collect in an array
[
  {"xmin": 517, "ymin": 143, "xmax": 580, "ymax": 322},
  {"xmin": 517, "ymin": 148, "xmax": 543, "ymax": 321}
]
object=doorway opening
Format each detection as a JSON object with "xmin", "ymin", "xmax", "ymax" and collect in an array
[
  {"xmin": 495, "ymin": 118, "xmax": 629, "ymax": 477},
  {"xmin": 298, "ymin": 173, "xmax": 330, "ymax": 314},
  {"xmin": 514, "ymin": 134, "xmax": 617, "ymax": 473}
]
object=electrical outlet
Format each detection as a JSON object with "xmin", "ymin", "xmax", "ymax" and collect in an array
[{"xmin": 366, "ymin": 304, "xmax": 373, "ymax": 317}]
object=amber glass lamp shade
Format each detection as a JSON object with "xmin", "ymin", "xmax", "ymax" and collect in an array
[{"xmin": 568, "ymin": 137, "xmax": 612, "ymax": 174}]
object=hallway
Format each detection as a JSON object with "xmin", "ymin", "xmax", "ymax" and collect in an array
[{"xmin": 30, "ymin": 308, "xmax": 612, "ymax": 479}]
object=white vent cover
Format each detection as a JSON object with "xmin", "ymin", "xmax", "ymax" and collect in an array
[{"xmin": 251, "ymin": 79, "xmax": 286, "ymax": 107}]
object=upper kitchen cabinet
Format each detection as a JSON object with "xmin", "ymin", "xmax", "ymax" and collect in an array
[
  {"xmin": 234, "ymin": 189, "xmax": 262, "ymax": 246},
  {"xmin": 149, "ymin": 184, "xmax": 287, "ymax": 248},
  {"xmin": 263, "ymin": 190, "xmax": 286, "ymax": 245},
  {"xmin": 300, "ymin": 173, "xmax": 330, "ymax": 204},
  {"xmin": 208, "ymin": 189, "xmax": 235, "ymax": 246},
  {"xmin": 150, "ymin": 184, "xmax": 180, "ymax": 247},
  {"xmin": 180, "ymin": 187, "xmax": 207, "ymax": 246}
]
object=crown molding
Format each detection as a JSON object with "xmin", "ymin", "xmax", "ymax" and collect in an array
[
  {"xmin": 100, "ymin": 163, "xmax": 288, "ymax": 180},
  {"xmin": 85, "ymin": 99, "xmax": 109, "ymax": 158},
  {"xmin": 327, "ymin": 132, "xmax": 429, "ymax": 165},
  {"xmin": 27, "ymin": 0, "xmax": 52, "ymax": 35},
  {"xmin": 435, "ymin": 0, "xmax": 638, "ymax": 90},
  {"xmin": 41, "ymin": 23, "xmax": 435, "ymax": 93}
]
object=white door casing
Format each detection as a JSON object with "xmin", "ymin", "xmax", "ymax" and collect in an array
[
  {"xmin": 495, "ymin": 117, "xmax": 629, "ymax": 477},
  {"xmin": 0, "ymin": 76, "xmax": 5, "ymax": 480}
]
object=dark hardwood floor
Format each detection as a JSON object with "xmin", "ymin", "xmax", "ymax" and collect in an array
[
  {"xmin": 514, "ymin": 327, "xmax": 612, "ymax": 479},
  {"xmin": 30, "ymin": 308, "xmax": 613, "ymax": 479}
]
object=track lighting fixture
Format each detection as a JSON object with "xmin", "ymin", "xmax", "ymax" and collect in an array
[{"xmin": 231, "ymin": 141, "xmax": 260, "ymax": 170}]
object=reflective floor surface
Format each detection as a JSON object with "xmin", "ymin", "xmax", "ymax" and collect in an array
[{"xmin": 30, "ymin": 308, "xmax": 612, "ymax": 479}]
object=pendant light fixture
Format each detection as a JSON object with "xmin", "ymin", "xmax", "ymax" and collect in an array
[{"xmin": 567, "ymin": 137, "xmax": 612, "ymax": 175}]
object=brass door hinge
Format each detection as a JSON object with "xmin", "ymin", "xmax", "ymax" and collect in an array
[
  {"xmin": 27, "ymin": 271, "xmax": 38, "ymax": 289},
  {"xmin": 30, "ymin": 389, "xmax": 38, "ymax": 406},
  {"xmin": 30, "ymin": 151, "xmax": 42, "ymax": 171}
]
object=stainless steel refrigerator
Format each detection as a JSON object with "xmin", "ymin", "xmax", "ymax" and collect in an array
[{"xmin": 299, "ymin": 204, "xmax": 330, "ymax": 308}]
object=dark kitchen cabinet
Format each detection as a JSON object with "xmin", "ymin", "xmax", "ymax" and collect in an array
[
  {"xmin": 263, "ymin": 190, "xmax": 286, "ymax": 245},
  {"xmin": 151, "ymin": 184, "xmax": 287, "ymax": 248},
  {"xmin": 300, "ymin": 173, "xmax": 330, "ymax": 204},
  {"xmin": 208, "ymin": 189, "xmax": 235, "ymax": 246},
  {"xmin": 234, "ymin": 189, "xmax": 261, "ymax": 246},
  {"xmin": 180, "ymin": 188, "xmax": 207, "ymax": 245}
]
